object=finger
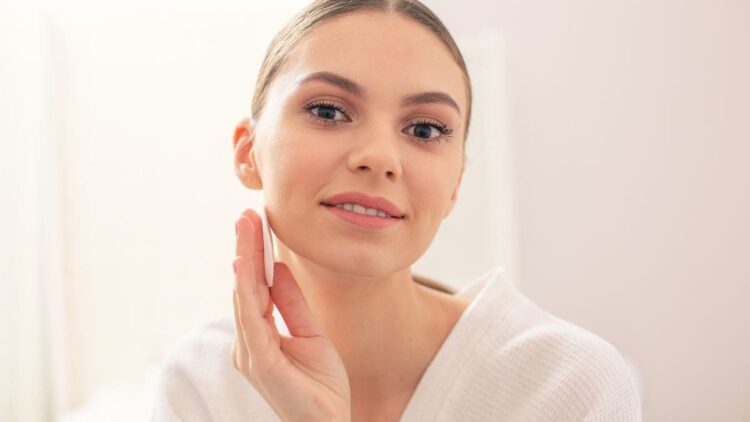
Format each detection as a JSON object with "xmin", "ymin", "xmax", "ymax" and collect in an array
[
  {"xmin": 231, "ymin": 288, "xmax": 250, "ymax": 371},
  {"xmin": 235, "ymin": 214, "xmax": 255, "ymax": 258},
  {"xmin": 236, "ymin": 210, "xmax": 271, "ymax": 298},
  {"xmin": 236, "ymin": 213, "xmax": 272, "ymax": 311},
  {"xmin": 233, "ymin": 256, "xmax": 273, "ymax": 360},
  {"xmin": 241, "ymin": 209, "xmax": 270, "ymax": 289},
  {"xmin": 260, "ymin": 289, "xmax": 281, "ymax": 348},
  {"xmin": 233, "ymin": 293, "xmax": 276, "ymax": 405},
  {"xmin": 235, "ymin": 213, "xmax": 277, "ymax": 344},
  {"xmin": 247, "ymin": 272, "xmax": 280, "ymax": 347},
  {"xmin": 234, "ymin": 256, "xmax": 286, "ymax": 372},
  {"xmin": 269, "ymin": 262, "xmax": 325, "ymax": 339}
]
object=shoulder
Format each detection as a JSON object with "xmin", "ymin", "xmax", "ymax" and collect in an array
[
  {"xmin": 151, "ymin": 316, "xmax": 275, "ymax": 421},
  {"xmin": 500, "ymin": 318, "xmax": 640, "ymax": 391},
  {"xmin": 516, "ymin": 321, "xmax": 643, "ymax": 420},
  {"xmin": 158, "ymin": 316, "xmax": 236, "ymax": 376},
  {"xmin": 469, "ymin": 296, "xmax": 643, "ymax": 421}
]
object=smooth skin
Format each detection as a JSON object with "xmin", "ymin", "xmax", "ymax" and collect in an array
[
  {"xmin": 232, "ymin": 209, "xmax": 352, "ymax": 421},
  {"xmin": 231, "ymin": 10, "xmax": 471, "ymax": 422}
]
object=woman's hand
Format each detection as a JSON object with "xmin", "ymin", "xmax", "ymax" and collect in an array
[{"xmin": 231, "ymin": 209, "xmax": 352, "ymax": 422}]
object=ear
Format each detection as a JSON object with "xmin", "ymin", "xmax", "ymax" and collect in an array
[
  {"xmin": 233, "ymin": 117, "xmax": 263, "ymax": 190},
  {"xmin": 443, "ymin": 163, "xmax": 465, "ymax": 219}
]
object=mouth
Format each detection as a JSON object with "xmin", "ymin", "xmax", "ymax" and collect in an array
[
  {"xmin": 320, "ymin": 191, "xmax": 406, "ymax": 219},
  {"xmin": 320, "ymin": 202, "xmax": 405, "ymax": 220}
]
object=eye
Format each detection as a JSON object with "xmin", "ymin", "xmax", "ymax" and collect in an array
[
  {"xmin": 302, "ymin": 101, "xmax": 453, "ymax": 145},
  {"xmin": 403, "ymin": 120, "xmax": 454, "ymax": 145},
  {"xmin": 302, "ymin": 101, "xmax": 350, "ymax": 125},
  {"xmin": 405, "ymin": 120, "xmax": 453, "ymax": 144}
]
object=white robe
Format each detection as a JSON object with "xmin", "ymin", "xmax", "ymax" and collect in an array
[{"xmin": 150, "ymin": 267, "xmax": 642, "ymax": 421}]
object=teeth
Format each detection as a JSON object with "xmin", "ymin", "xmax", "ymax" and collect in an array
[{"xmin": 333, "ymin": 202, "xmax": 393, "ymax": 218}]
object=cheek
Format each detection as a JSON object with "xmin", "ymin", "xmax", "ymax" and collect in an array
[
  {"xmin": 263, "ymin": 123, "xmax": 305, "ymax": 170},
  {"xmin": 266, "ymin": 132, "xmax": 334, "ymax": 195},
  {"xmin": 411, "ymin": 162, "xmax": 454, "ymax": 208}
]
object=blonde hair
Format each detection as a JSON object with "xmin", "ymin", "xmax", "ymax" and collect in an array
[{"xmin": 251, "ymin": 0, "xmax": 473, "ymax": 148}]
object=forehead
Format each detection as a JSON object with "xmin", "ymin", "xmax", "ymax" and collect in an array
[{"xmin": 273, "ymin": 11, "xmax": 467, "ymax": 114}]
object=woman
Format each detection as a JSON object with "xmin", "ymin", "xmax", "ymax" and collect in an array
[{"xmin": 151, "ymin": 1, "xmax": 642, "ymax": 421}]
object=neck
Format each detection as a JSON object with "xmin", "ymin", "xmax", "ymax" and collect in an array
[{"xmin": 276, "ymin": 244, "xmax": 434, "ymax": 401}]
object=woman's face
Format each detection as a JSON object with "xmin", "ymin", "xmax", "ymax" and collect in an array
[{"xmin": 243, "ymin": 11, "xmax": 467, "ymax": 277}]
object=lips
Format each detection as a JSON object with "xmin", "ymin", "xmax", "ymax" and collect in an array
[{"xmin": 320, "ymin": 191, "xmax": 405, "ymax": 218}]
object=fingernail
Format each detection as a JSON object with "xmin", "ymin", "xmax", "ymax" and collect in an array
[
  {"xmin": 235, "ymin": 220, "xmax": 239, "ymax": 237},
  {"xmin": 233, "ymin": 261, "xmax": 237, "ymax": 275}
]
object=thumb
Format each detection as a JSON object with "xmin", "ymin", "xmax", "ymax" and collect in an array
[{"xmin": 269, "ymin": 262, "xmax": 324, "ymax": 339}]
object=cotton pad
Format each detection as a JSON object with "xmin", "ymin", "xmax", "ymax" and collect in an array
[{"xmin": 260, "ymin": 207, "xmax": 275, "ymax": 287}]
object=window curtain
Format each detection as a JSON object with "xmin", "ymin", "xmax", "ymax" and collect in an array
[{"xmin": 0, "ymin": 4, "xmax": 70, "ymax": 421}]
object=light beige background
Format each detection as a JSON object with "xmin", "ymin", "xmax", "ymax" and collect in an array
[
  {"xmin": 429, "ymin": 0, "xmax": 750, "ymax": 421},
  {"xmin": 2, "ymin": 1, "xmax": 748, "ymax": 421}
]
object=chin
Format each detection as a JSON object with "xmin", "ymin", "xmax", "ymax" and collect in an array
[{"xmin": 278, "ymin": 226, "xmax": 418, "ymax": 276}]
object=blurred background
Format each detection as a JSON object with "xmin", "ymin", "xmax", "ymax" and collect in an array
[{"xmin": 1, "ymin": 0, "xmax": 747, "ymax": 421}]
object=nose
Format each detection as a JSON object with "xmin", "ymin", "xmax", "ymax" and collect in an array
[{"xmin": 346, "ymin": 123, "xmax": 403, "ymax": 181}]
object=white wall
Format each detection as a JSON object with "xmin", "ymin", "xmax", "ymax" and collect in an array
[
  {"xmin": 6, "ymin": 0, "xmax": 748, "ymax": 420},
  {"xmin": 429, "ymin": 0, "xmax": 750, "ymax": 420},
  {"xmin": 38, "ymin": 1, "xmax": 317, "ymax": 410},
  {"xmin": 2, "ymin": 1, "xmax": 513, "ymax": 419},
  {"xmin": 1, "ymin": 3, "xmax": 69, "ymax": 420}
]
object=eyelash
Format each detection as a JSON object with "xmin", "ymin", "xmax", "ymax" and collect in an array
[{"xmin": 302, "ymin": 100, "xmax": 454, "ymax": 145}]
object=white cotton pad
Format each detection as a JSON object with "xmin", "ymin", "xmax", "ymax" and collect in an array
[{"xmin": 260, "ymin": 207, "xmax": 275, "ymax": 287}]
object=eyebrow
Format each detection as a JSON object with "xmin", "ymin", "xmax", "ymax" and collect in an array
[{"xmin": 295, "ymin": 71, "xmax": 462, "ymax": 116}]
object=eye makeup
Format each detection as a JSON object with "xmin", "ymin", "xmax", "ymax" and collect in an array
[{"xmin": 301, "ymin": 99, "xmax": 454, "ymax": 145}]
